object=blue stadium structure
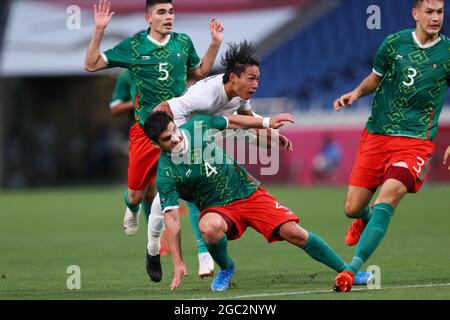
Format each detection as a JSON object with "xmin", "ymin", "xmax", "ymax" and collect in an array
[{"xmin": 255, "ymin": 0, "xmax": 450, "ymax": 112}]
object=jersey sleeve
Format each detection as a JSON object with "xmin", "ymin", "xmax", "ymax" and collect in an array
[
  {"xmin": 156, "ymin": 174, "xmax": 180, "ymax": 213},
  {"xmin": 110, "ymin": 71, "xmax": 132, "ymax": 108},
  {"xmin": 168, "ymin": 83, "xmax": 212, "ymax": 119},
  {"xmin": 185, "ymin": 35, "xmax": 201, "ymax": 70},
  {"xmin": 191, "ymin": 115, "xmax": 228, "ymax": 131},
  {"xmin": 102, "ymin": 37, "xmax": 133, "ymax": 69},
  {"xmin": 373, "ymin": 36, "xmax": 392, "ymax": 77}
]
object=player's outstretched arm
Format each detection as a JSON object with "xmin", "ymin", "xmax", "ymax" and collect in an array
[
  {"xmin": 110, "ymin": 101, "xmax": 133, "ymax": 117},
  {"xmin": 85, "ymin": 0, "xmax": 115, "ymax": 72},
  {"xmin": 153, "ymin": 101, "xmax": 174, "ymax": 118},
  {"xmin": 190, "ymin": 18, "xmax": 224, "ymax": 79},
  {"xmin": 227, "ymin": 113, "xmax": 294, "ymax": 130},
  {"xmin": 164, "ymin": 208, "xmax": 188, "ymax": 291},
  {"xmin": 443, "ymin": 145, "xmax": 450, "ymax": 174},
  {"xmin": 333, "ymin": 72, "xmax": 381, "ymax": 111}
]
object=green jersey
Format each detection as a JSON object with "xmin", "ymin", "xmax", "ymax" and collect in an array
[
  {"xmin": 368, "ymin": 29, "xmax": 450, "ymax": 140},
  {"xmin": 156, "ymin": 116, "xmax": 260, "ymax": 212},
  {"xmin": 110, "ymin": 70, "xmax": 135, "ymax": 121},
  {"xmin": 103, "ymin": 30, "xmax": 201, "ymax": 127}
]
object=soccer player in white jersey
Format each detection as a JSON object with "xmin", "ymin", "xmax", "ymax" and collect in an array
[{"xmin": 145, "ymin": 41, "xmax": 293, "ymax": 282}]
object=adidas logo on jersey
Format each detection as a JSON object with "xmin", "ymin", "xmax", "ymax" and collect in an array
[{"xmin": 141, "ymin": 56, "xmax": 150, "ymax": 60}]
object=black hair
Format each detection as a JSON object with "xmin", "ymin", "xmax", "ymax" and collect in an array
[
  {"xmin": 221, "ymin": 40, "xmax": 260, "ymax": 84},
  {"xmin": 146, "ymin": 0, "xmax": 172, "ymax": 11},
  {"xmin": 143, "ymin": 111, "xmax": 173, "ymax": 143},
  {"xmin": 414, "ymin": 0, "xmax": 443, "ymax": 8}
]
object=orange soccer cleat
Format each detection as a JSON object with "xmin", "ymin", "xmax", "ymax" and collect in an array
[
  {"xmin": 333, "ymin": 270, "xmax": 354, "ymax": 292},
  {"xmin": 344, "ymin": 218, "xmax": 367, "ymax": 246}
]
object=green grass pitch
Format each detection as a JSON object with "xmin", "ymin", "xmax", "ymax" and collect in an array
[{"xmin": 1, "ymin": 185, "xmax": 449, "ymax": 300}]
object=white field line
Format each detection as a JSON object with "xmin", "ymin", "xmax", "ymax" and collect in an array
[{"xmin": 192, "ymin": 282, "xmax": 450, "ymax": 300}]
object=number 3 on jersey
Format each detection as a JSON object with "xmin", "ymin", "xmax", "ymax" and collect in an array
[
  {"xmin": 205, "ymin": 162, "xmax": 218, "ymax": 178},
  {"xmin": 403, "ymin": 67, "xmax": 417, "ymax": 87}
]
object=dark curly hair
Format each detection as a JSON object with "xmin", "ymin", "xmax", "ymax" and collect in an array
[
  {"xmin": 221, "ymin": 40, "xmax": 260, "ymax": 84},
  {"xmin": 143, "ymin": 111, "xmax": 173, "ymax": 143}
]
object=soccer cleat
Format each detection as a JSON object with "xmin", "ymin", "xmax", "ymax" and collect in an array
[
  {"xmin": 333, "ymin": 270, "xmax": 354, "ymax": 292},
  {"xmin": 344, "ymin": 218, "xmax": 367, "ymax": 246},
  {"xmin": 123, "ymin": 206, "xmax": 140, "ymax": 236},
  {"xmin": 211, "ymin": 262, "xmax": 235, "ymax": 292},
  {"xmin": 146, "ymin": 252, "xmax": 162, "ymax": 283},
  {"xmin": 198, "ymin": 252, "xmax": 215, "ymax": 278},
  {"xmin": 354, "ymin": 271, "xmax": 373, "ymax": 285}
]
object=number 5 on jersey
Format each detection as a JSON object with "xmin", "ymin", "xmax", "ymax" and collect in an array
[{"xmin": 158, "ymin": 62, "xmax": 169, "ymax": 81}]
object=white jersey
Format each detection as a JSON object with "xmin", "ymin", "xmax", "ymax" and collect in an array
[{"xmin": 168, "ymin": 74, "xmax": 251, "ymax": 126}]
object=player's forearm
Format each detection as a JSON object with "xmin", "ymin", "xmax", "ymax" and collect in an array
[
  {"xmin": 353, "ymin": 73, "xmax": 381, "ymax": 99},
  {"xmin": 85, "ymin": 28, "xmax": 107, "ymax": 72},
  {"xmin": 110, "ymin": 101, "xmax": 133, "ymax": 117},
  {"xmin": 164, "ymin": 209, "xmax": 184, "ymax": 265},
  {"xmin": 194, "ymin": 40, "xmax": 221, "ymax": 79},
  {"xmin": 227, "ymin": 114, "xmax": 268, "ymax": 130},
  {"xmin": 153, "ymin": 101, "xmax": 174, "ymax": 118}
]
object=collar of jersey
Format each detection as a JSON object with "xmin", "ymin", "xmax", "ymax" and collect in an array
[
  {"xmin": 412, "ymin": 31, "xmax": 441, "ymax": 49},
  {"xmin": 147, "ymin": 32, "xmax": 171, "ymax": 47}
]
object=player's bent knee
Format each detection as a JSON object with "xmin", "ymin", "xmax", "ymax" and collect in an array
[
  {"xmin": 279, "ymin": 222, "xmax": 308, "ymax": 246},
  {"xmin": 199, "ymin": 213, "xmax": 227, "ymax": 244},
  {"xmin": 344, "ymin": 201, "xmax": 364, "ymax": 218}
]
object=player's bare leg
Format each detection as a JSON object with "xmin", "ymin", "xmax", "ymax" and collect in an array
[
  {"xmin": 344, "ymin": 186, "xmax": 374, "ymax": 246},
  {"xmin": 199, "ymin": 213, "xmax": 234, "ymax": 291},
  {"xmin": 335, "ymin": 176, "xmax": 408, "ymax": 292}
]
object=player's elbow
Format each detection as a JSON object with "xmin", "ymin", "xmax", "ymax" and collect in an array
[{"xmin": 84, "ymin": 63, "xmax": 97, "ymax": 73}]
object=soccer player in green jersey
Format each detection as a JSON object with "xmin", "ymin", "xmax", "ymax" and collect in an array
[
  {"xmin": 142, "ymin": 111, "xmax": 371, "ymax": 292},
  {"xmin": 85, "ymin": 0, "xmax": 223, "ymax": 276},
  {"xmin": 332, "ymin": 0, "xmax": 450, "ymax": 292},
  {"xmin": 109, "ymin": 70, "xmax": 134, "ymax": 118}
]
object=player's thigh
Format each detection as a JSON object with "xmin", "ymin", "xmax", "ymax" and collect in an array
[
  {"xmin": 375, "ymin": 178, "xmax": 408, "ymax": 208},
  {"xmin": 278, "ymin": 221, "xmax": 309, "ymax": 246},
  {"xmin": 344, "ymin": 185, "xmax": 374, "ymax": 217}
]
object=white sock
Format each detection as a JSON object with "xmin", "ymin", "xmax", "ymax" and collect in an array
[{"xmin": 147, "ymin": 193, "xmax": 165, "ymax": 256}]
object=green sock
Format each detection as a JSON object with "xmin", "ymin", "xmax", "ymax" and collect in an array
[
  {"xmin": 187, "ymin": 202, "xmax": 208, "ymax": 254},
  {"xmin": 302, "ymin": 232, "xmax": 347, "ymax": 272},
  {"xmin": 205, "ymin": 235, "xmax": 234, "ymax": 270},
  {"xmin": 347, "ymin": 202, "xmax": 394, "ymax": 274},
  {"xmin": 123, "ymin": 190, "xmax": 140, "ymax": 213},
  {"xmin": 358, "ymin": 205, "xmax": 373, "ymax": 223},
  {"xmin": 142, "ymin": 199, "xmax": 152, "ymax": 223}
]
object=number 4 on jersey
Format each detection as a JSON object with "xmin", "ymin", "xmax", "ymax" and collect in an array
[{"xmin": 205, "ymin": 162, "xmax": 218, "ymax": 178}]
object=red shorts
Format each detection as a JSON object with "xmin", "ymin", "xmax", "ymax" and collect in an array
[
  {"xmin": 350, "ymin": 129, "xmax": 435, "ymax": 193},
  {"xmin": 200, "ymin": 187, "xmax": 299, "ymax": 243},
  {"xmin": 128, "ymin": 123, "xmax": 160, "ymax": 190}
]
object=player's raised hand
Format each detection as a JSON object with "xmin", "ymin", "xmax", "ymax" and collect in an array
[
  {"xmin": 333, "ymin": 91, "xmax": 359, "ymax": 112},
  {"xmin": 270, "ymin": 113, "xmax": 295, "ymax": 129},
  {"xmin": 209, "ymin": 17, "xmax": 224, "ymax": 43},
  {"xmin": 443, "ymin": 145, "xmax": 450, "ymax": 173},
  {"xmin": 170, "ymin": 262, "xmax": 188, "ymax": 292},
  {"xmin": 94, "ymin": 0, "xmax": 115, "ymax": 30},
  {"xmin": 279, "ymin": 134, "xmax": 294, "ymax": 152}
]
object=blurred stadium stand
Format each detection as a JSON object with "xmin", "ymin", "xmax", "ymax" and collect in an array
[
  {"xmin": 0, "ymin": 0, "xmax": 449, "ymax": 188},
  {"xmin": 255, "ymin": 0, "xmax": 450, "ymax": 113}
]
